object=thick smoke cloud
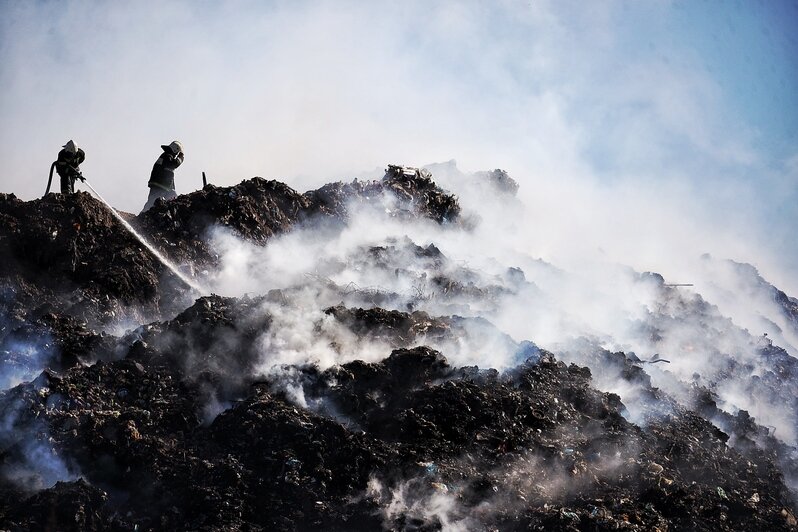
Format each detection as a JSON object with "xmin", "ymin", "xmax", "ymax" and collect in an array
[
  {"xmin": 1, "ymin": 1, "xmax": 796, "ymax": 293},
  {"xmin": 198, "ymin": 163, "xmax": 797, "ymax": 451},
  {"xmin": 2, "ymin": 0, "xmax": 797, "ymax": 508}
]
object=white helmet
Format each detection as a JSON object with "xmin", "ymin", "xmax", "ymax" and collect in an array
[
  {"xmin": 163, "ymin": 140, "xmax": 183, "ymax": 155},
  {"xmin": 63, "ymin": 140, "xmax": 78, "ymax": 154}
]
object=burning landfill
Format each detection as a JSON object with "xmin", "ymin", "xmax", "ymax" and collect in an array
[{"xmin": 1, "ymin": 162, "xmax": 797, "ymax": 531}]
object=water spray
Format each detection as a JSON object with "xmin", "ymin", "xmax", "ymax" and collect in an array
[{"xmin": 81, "ymin": 180, "xmax": 206, "ymax": 294}]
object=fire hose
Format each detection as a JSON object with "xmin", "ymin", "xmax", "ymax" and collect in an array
[
  {"xmin": 44, "ymin": 162, "xmax": 57, "ymax": 195},
  {"xmin": 45, "ymin": 162, "xmax": 85, "ymax": 196}
]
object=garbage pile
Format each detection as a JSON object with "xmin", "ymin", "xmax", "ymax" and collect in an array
[
  {"xmin": 139, "ymin": 166, "xmax": 461, "ymax": 265},
  {"xmin": 1, "ymin": 165, "xmax": 797, "ymax": 531},
  {"xmin": 136, "ymin": 178, "xmax": 310, "ymax": 265},
  {"xmin": 0, "ymin": 192, "xmax": 169, "ymax": 323},
  {"xmin": 1, "ymin": 301, "xmax": 795, "ymax": 530},
  {"xmin": 304, "ymin": 164, "xmax": 460, "ymax": 224},
  {"xmin": 473, "ymin": 168, "xmax": 519, "ymax": 196},
  {"xmin": 0, "ymin": 168, "xmax": 462, "ymax": 367}
]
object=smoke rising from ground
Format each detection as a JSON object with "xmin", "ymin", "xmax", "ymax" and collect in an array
[
  {"xmin": 2, "ymin": 1, "xmax": 798, "ymax": 519},
  {"xmin": 1, "ymin": 1, "xmax": 796, "ymax": 293},
  {"xmin": 196, "ymin": 163, "xmax": 798, "ymax": 453}
]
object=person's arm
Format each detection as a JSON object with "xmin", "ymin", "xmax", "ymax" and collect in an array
[
  {"xmin": 70, "ymin": 149, "xmax": 86, "ymax": 180},
  {"xmin": 163, "ymin": 152, "xmax": 183, "ymax": 170}
]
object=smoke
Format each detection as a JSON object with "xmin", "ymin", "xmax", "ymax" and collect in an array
[
  {"xmin": 193, "ymin": 158, "xmax": 798, "ymax": 458},
  {"xmin": 1, "ymin": 1, "xmax": 796, "ymax": 295},
  {"xmin": 365, "ymin": 426, "xmax": 645, "ymax": 531},
  {"xmin": 693, "ymin": 256, "xmax": 798, "ymax": 357},
  {"xmin": 3, "ymin": 2, "xmax": 797, "ymax": 424},
  {"xmin": 0, "ymin": 380, "xmax": 80, "ymax": 490},
  {"xmin": 367, "ymin": 476, "xmax": 474, "ymax": 532},
  {"xmin": 207, "ymin": 210, "xmax": 515, "ymax": 367},
  {"xmin": 1, "ymin": 428, "xmax": 79, "ymax": 491},
  {"xmin": 2, "ymin": 0, "xmax": 797, "ymax": 512},
  {"xmin": 0, "ymin": 302, "xmax": 82, "ymax": 490},
  {"xmin": 0, "ymin": 334, "xmax": 57, "ymax": 392}
]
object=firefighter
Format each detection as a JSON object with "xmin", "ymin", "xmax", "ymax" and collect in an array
[
  {"xmin": 54, "ymin": 140, "xmax": 85, "ymax": 193},
  {"xmin": 141, "ymin": 140, "xmax": 184, "ymax": 213}
]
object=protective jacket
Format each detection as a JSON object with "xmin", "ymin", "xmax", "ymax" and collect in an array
[
  {"xmin": 55, "ymin": 148, "xmax": 85, "ymax": 193},
  {"xmin": 148, "ymin": 150, "xmax": 184, "ymax": 191}
]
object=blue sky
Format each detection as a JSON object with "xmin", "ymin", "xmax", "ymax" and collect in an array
[
  {"xmin": 0, "ymin": 0, "xmax": 796, "ymax": 291},
  {"xmin": 672, "ymin": 0, "xmax": 797, "ymax": 159}
]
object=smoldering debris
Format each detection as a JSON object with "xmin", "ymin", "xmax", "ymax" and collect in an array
[
  {"xmin": 1, "ymin": 336, "xmax": 795, "ymax": 530},
  {"xmin": 136, "ymin": 165, "xmax": 461, "ymax": 267},
  {"xmin": 0, "ymin": 192, "xmax": 193, "ymax": 327},
  {"xmin": 0, "ymin": 164, "xmax": 797, "ymax": 530}
]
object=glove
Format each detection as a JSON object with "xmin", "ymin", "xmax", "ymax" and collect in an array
[{"xmin": 76, "ymin": 173, "xmax": 85, "ymax": 182}]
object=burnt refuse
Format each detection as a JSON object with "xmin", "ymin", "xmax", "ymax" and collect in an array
[
  {"xmin": 1, "ymin": 167, "xmax": 797, "ymax": 531},
  {"xmin": 2, "ymin": 333, "xmax": 795, "ymax": 530}
]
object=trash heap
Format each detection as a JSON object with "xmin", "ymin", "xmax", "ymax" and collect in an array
[
  {"xmin": 304, "ymin": 165, "xmax": 460, "ymax": 224},
  {"xmin": 1, "ymin": 165, "xmax": 797, "ymax": 531},
  {"xmin": 136, "ymin": 178, "xmax": 310, "ymax": 265},
  {"xmin": 138, "ymin": 165, "xmax": 461, "ymax": 265},
  {"xmin": 1, "ymin": 297, "xmax": 795, "ymax": 530},
  {"xmin": 0, "ymin": 192, "xmax": 168, "ymax": 323},
  {"xmin": 473, "ymin": 168, "xmax": 520, "ymax": 196},
  {"xmin": 0, "ymin": 165, "xmax": 461, "ymax": 341}
]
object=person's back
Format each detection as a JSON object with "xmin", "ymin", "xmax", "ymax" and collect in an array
[{"xmin": 141, "ymin": 141, "xmax": 184, "ymax": 213}]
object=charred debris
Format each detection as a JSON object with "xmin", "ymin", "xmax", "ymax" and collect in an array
[{"xmin": 1, "ymin": 165, "xmax": 797, "ymax": 531}]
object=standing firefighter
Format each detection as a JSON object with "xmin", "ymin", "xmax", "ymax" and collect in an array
[
  {"xmin": 46, "ymin": 140, "xmax": 85, "ymax": 194},
  {"xmin": 141, "ymin": 140, "xmax": 184, "ymax": 213}
]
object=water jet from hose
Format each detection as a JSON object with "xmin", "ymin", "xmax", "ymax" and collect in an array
[{"xmin": 81, "ymin": 180, "xmax": 206, "ymax": 294}]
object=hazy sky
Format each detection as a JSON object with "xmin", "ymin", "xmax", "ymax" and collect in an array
[{"xmin": 1, "ymin": 0, "xmax": 796, "ymax": 291}]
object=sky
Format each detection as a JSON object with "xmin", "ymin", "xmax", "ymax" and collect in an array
[{"xmin": 0, "ymin": 0, "xmax": 796, "ymax": 293}]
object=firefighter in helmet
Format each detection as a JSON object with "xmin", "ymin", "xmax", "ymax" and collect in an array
[
  {"xmin": 141, "ymin": 140, "xmax": 184, "ymax": 213},
  {"xmin": 55, "ymin": 140, "xmax": 86, "ymax": 193}
]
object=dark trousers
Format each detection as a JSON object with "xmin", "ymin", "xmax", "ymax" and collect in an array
[{"xmin": 59, "ymin": 174, "xmax": 76, "ymax": 194}]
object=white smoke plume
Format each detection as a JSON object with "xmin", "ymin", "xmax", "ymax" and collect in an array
[
  {"xmin": 0, "ymin": 378, "xmax": 80, "ymax": 490},
  {"xmin": 1, "ymin": 1, "xmax": 795, "ymax": 297},
  {"xmin": 2, "ymin": 0, "xmax": 797, "ymax": 514},
  {"xmin": 194, "ymin": 162, "xmax": 798, "ymax": 454}
]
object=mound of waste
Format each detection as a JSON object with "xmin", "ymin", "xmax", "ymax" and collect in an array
[
  {"xmin": 0, "ymin": 165, "xmax": 459, "ymax": 321},
  {"xmin": 0, "ymin": 166, "xmax": 462, "ymax": 377},
  {"xmin": 137, "ymin": 165, "xmax": 460, "ymax": 265},
  {"xmin": 303, "ymin": 164, "xmax": 461, "ymax": 224},
  {"xmin": 0, "ymin": 294, "xmax": 794, "ymax": 531},
  {"xmin": 1, "ymin": 164, "xmax": 797, "ymax": 531},
  {"xmin": 0, "ymin": 192, "xmax": 169, "ymax": 321}
]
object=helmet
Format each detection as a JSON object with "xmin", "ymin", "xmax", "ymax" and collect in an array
[
  {"xmin": 161, "ymin": 140, "xmax": 184, "ymax": 155},
  {"xmin": 63, "ymin": 140, "xmax": 78, "ymax": 154}
]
